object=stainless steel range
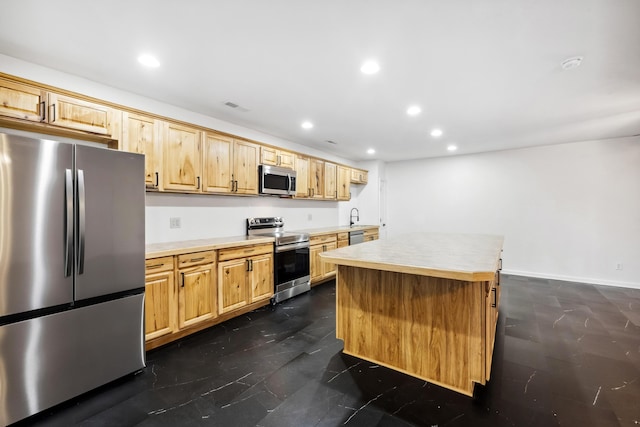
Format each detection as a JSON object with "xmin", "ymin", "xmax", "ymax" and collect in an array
[{"xmin": 247, "ymin": 217, "xmax": 310, "ymax": 303}]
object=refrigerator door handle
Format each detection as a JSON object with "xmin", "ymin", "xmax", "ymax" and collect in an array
[
  {"xmin": 77, "ymin": 169, "xmax": 86, "ymax": 275},
  {"xmin": 64, "ymin": 169, "xmax": 73, "ymax": 277}
]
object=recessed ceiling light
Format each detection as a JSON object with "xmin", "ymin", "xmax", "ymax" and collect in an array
[
  {"xmin": 407, "ymin": 105, "xmax": 422, "ymax": 116},
  {"xmin": 301, "ymin": 121, "xmax": 314, "ymax": 129},
  {"xmin": 561, "ymin": 56, "xmax": 583, "ymax": 70},
  {"xmin": 137, "ymin": 54, "xmax": 160, "ymax": 68},
  {"xmin": 430, "ymin": 128, "xmax": 443, "ymax": 138},
  {"xmin": 360, "ymin": 60, "xmax": 380, "ymax": 75},
  {"xmin": 367, "ymin": 148, "xmax": 376, "ymax": 155},
  {"xmin": 447, "ymin": 145, "xmax": 457, "ymax": 152}
]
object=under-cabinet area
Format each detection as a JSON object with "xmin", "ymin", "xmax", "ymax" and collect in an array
[{"xmin": 144, "ymin": 225, "xmax": 379, "ymax": 350}]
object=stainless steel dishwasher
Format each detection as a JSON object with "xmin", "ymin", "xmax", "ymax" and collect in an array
[{"xmin": 349, "ymin": 230, "xmax": 365, "ymax": 245}]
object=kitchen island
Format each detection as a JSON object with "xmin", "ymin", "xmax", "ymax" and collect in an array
[{"xmin": 320, "ymin": 233, "xmax": 504, "ymax": 396}]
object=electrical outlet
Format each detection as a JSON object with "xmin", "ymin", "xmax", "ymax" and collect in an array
[
  {"xmin": 169, "ymin": 217, "xmax": 181, "ymax": 229},
  {"xmin": 615, "ymin": 263, "xmax": 623, "ymax": 271},
  {"xmin": 308, "ymin": 214, "xmax": 313, "ymax": 221}
]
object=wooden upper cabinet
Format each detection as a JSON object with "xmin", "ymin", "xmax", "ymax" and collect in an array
[
  {"xmin": 47, "ymin": 92, "xmax": 112, "ymax": 135},
  {"xmin": 202, "ymin": 132, "xmax": 233, "ymax": 193},
  {"xmin": 324, "ymin": 162, "xmax": 337, "ymax": 200},
  {"xmin": 162, "ymin": 122, "xmax": 202, "ymax": 192},
  {"xmin": 202, "ymin": 134, "xmax": 258, "ymax": 195},
  {"xmin": 295, "ymin": 155, "xmax": 310, "ymax": 198},
  {"xmin": 337, "ymin": 165, "xmax": 351, "ymax": 201},
  {"xmin": 122, "ymin": 112, "xmax": 161, "ymax": 189},
  {"xmin": 260, "ymin": 146, "xmax": 295, "ymax": 169},
  {"xmin": 351, "ymin": 168, "xmax": 368, "ymax": 184},
  {"xmin": 0, "ymin": 78, "xmax": 45, "ymax": 122},
  {"xmin": 0, "ymin": 79, "xmax": 113, "ymax": 136},
  {"xmin": 309, "ymin": 159, "xmax": 325, "ymax": 199},
  {"xmin": 233, "ymin": 139, "xmax": 259, "ymax": 194}
]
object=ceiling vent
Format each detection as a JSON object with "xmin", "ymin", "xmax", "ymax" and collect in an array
[
  {"xmin": 561, "ymin": 56, "xmax": 583, "ymax": 70},
  {"xmin": 224, "ymin": 101, "xmax": 249, "ymax": 112}
]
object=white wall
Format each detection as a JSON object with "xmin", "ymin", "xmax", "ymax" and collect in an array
[
  {"xmin": 386, "ymin": 137, "xmax": 640, "ymax": 289},
  {"xmin": 0, "ymin": 54, "xmax": 360, "ymax": 243}
]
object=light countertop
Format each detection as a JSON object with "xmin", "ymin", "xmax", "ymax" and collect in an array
[
  {"xmin": 146, "ymin": 225, "xmax": 380, "ymax": 258},
  {"xmin": 146, "ymin": 236, "xmax": 275, "ymax": 258},
  {"xmin": 296, "ymin": 225, "xmax": 379, "ymax": 236},
  {"xmin": 320, "ymin": 232, "xmax": 503, "ymax": 281}
]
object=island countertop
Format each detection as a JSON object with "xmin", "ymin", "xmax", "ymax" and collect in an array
[{"xmin": 320, "ymin": 232, "xmax": 503, "ymax": 281}]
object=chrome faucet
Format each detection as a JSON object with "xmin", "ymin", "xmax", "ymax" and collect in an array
[{"xmin": 349, "ymin": 208, "xmax": 360, "ymax": 227}]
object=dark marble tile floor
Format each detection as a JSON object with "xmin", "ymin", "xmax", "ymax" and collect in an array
[{"xmin": 13, "ymin": 275, "xmax": 640, "ymax": 426}]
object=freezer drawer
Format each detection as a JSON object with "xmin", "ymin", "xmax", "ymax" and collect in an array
[{"xmin": 0, "ymin": 293, "xmax": 145, "ymax": 426}]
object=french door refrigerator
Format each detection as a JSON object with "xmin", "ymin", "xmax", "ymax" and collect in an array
[{"xmin": 0, "ymin": 132, "xmax": 146, "ymax": 425}]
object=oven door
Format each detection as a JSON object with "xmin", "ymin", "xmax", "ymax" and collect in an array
[{"xmin": 274, "ymin": 242, "xmax": 310, "ymax": 291}]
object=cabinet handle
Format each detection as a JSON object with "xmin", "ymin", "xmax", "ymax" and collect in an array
[
  {"xmin": 39, "ymin": 101, "xmax": 46, "ymax": 121},
  {"xmin": 249, "ymin": 259, "xmax": 253, "ymax": 271},
  {"xmin": 197, "ymin": 176, "xmax": 201, "ymax": 189},
  {"xmin": 181, "ymin": 272, "xmax": 185, "ymax": 287},
  {"xmin": 498, "ymin": 258, "xmax": 503, "ymax": 271},
  {"xmin": 235, "ymin": 180, "xmax": 238, "ymax": 192},
  {"xmin": 50, "ymin": 103, "xmax": 56, "ymax": 122},
  {"xmin": 190, "ymin": 257, "xmax": 205, "ymax": 262},
  {"xmin": 491, "ymin": 288, "xmax": 497, "ymax": 308},
  {"xmin": 277, "ymin": 155, "xmax": 281, "ymax": 165},
  {"xmin": 146, "ymin": 263, "xmax": 164, "ymax": 269},
  {"xmin": 154, "ymin": 172, "xmax": 159, "ymax": 188},
  {"xmin": 246, "ymin": 259, "xmax": 251, "ymax": 271}
]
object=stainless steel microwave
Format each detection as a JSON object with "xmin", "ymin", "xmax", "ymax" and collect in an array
[{"xmin": 259, "ymin": 165, "xmax": 297, "ymax": 196}]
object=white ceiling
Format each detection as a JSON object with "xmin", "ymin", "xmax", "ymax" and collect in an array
[{"xmin": 1, "ymin": 0, "xmax": 639, "ymax": 162}]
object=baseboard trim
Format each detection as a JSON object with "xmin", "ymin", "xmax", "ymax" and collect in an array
[{"xmin": 502, "ymin": 269, "xmax": 640, "ymax": 290}]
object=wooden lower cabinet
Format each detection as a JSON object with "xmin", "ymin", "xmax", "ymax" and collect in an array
[
  {"xmin": 310, "ymin": 234, "xmax": 337, "ymax": 285},
  {"xmin": 178, "ymin": 260, "xmax": 217, "ymax": 329},
  {"xmin": 145, "ymin": 244, "xmax": 273, "ymax": 350},
  {"xmin": 144, "ymin": 256, "xmax": 176, "ymax": 341},
  {"xmin": 218, "ymin": 244, "xmax": 274, "ymax": 315},
  {"xmin": 337, "ymin": 232, "xmax": 349, "ymax": 248},
  {"xmin": 364, "ymin": 229, "xmax": 379, "ymax": 242}
]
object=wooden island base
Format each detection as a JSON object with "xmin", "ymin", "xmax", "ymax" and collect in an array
[{"xmin": 335, "ymin": 265, "xmax": 498, "ymax": 397}]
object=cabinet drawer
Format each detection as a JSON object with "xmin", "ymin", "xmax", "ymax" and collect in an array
[
  {"xmin": 337, "ymin": 232, "xmax": 349, "ymax": 241},
  {"xmin": 177, "ymin": 251, "xmax": 216, "ymax": 268},
  {"xmin": 310, "ymin": 234, "xmax": 337, "ymax": 245},
  {"xmin": 145, "ymin": 256, "xmax": 174, "ymax": 273},
  {"xmin": 218, "ymin": 244, "xmax": 272, "ymax": 262}
]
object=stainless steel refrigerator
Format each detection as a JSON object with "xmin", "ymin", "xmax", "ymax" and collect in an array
[{"xmin": 0, "ymin": 132, "xmax": 146, "ymax": 425}]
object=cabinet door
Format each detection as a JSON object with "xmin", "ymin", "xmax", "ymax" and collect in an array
[
  {"xmin": 324, "ymin": 162, "xmax": 337, "ymax": 200},
  {"xmin": 47, "ymin": 92, "xmax": 112, "ymax": 135},
  {"xmin": 178, "ymin": 263, "xmax": 216, "ymax": 329},
  {"xmin": 485, "ymin": 277, "xmax": 499, "ymax": 379},
  {"xmin": 249, "ymin": 254, "xmax": 273, "ymax": 303},
  {"xmin": 260, "ymin": 146, "xmax": 278, "ymax": 165},
  {"xmin": 218, "ymin": 258, "xmax": 249, "ymax": 314},
  {"xmin": 203, "ymin": 132, "xmax": 233, "ymax": 193},
  {"xmin": 0, "ymin": 79, "xmax": 45, "ymax": 122},
  {"xmin": 122, "ymin": 112, "xmax": 161, "ymax": 189},
  {"xmin": 309, "ymin": 159, "xmax": 325, "ymax": 199},
  {"xmin": 295, "ymin": 155, "xmax": 310, "ymax": 198},
  {"xmin": 145, "ymin": 270, "xmax": 176, "ymax": 341},
  {"xmin": 337, "ymin": 166, "xmax": 351, "ymax": 200},
  {"xmin": 322, "ymin": 242, "xmax": 337, "ymax": 276},
  {"xmin": 163, "ymin": 122, "xmax": 202, "ymax": 192},
  {"xmin": 278, "ymin": 150, "xmax": 295, "ymax": 169},
  {"xmin": 309, "ymin": 244, "xmax": 324, "ymax": 283},
  {"xmin": 233, "ymin": 139, "xmax": 259, "ymax": 194}
]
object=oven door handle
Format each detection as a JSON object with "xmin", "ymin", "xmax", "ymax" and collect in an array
[{"xmin": 275, "ymin": 242, "xmax": 310, "ymax": 253}]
